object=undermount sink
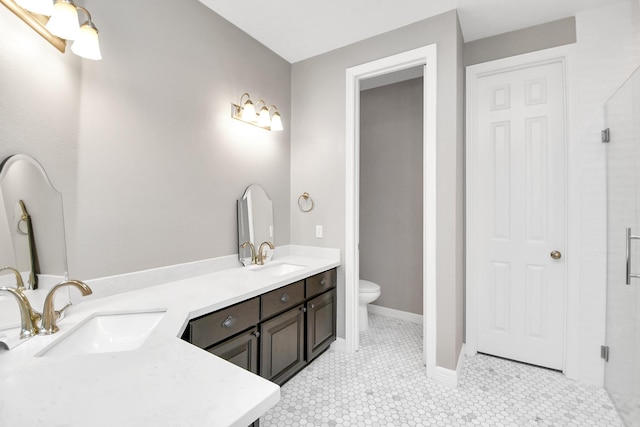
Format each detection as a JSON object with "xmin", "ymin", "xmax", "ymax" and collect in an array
[
  {"xmin": 36, "ymin": 309, "xmax": 166, "ymax": 357},
  {"xmin": 251, "ymin": 262, "xmax": 306, "ymax": 276}
]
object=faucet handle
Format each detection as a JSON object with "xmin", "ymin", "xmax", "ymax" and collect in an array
[{"xmin": 40, "ymin": 280, "xmax": 92, "ymax": 335}]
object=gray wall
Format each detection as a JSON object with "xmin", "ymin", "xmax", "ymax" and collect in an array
[
  {"xmin": 359, "ymin": 78, "xmax": 423, "ymax": 315},
  {"xmin": 290, "ymin": 10, "xmax": 465, "ymax": 370},
  {"xmin": 464, "ymin": 17, "xmax": 576, "ymax": 66},
  {"xmin": 0, "ymin": 0, "xmax": 291, "ymax": 280}
]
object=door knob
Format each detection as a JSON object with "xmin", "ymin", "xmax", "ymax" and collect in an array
[{"xmin": 550, "ymin": 250, "xmax": 562, "ymax": 260}]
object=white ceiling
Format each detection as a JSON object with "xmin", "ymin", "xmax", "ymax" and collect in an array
[{"xmin": 199, "ymin": 0, "xmax": 627, "ymax": 63}]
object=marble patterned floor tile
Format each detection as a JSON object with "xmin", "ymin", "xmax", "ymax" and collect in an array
[{"xmin": 261, "ymin": 314, "xmax": 624, "ymax": 426}]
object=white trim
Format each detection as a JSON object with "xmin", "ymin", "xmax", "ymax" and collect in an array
[
  {"xmin": 368, "ymin": 305, "xmax": 423, "ymax": 325},
  {"xmin": 432, "ymin": 343, "xmax": 466, "ymax": 387},
  {"xmin": 465, "ymin": 45, "xmax": 578, "ymax": 378},
  {"xmin": 345, "ymin": 44, "xmax": 438, "ymax": 379}
]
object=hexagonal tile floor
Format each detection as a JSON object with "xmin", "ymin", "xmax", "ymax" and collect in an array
[{"xmin": 261, "ymin": 314, "xmax": 623, "ymax": 426}]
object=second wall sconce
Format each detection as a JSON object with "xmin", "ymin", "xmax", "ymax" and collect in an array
[
  {"xmin": 232, "ymin": 92, "xmax": 283, "ymax": 131},
  {"xmin": 1, "ymin": 0, "xmax": 101, "ymax": 60}
]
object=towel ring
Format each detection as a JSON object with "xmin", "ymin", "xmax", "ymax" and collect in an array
[{"xmin": 297, "ymin": 192, "xmax": 314, "ymax": 212}]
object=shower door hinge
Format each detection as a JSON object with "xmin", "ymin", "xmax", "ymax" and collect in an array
[
  {"xmin": 602, "ymin": 128, "xmax": 610, "ymax": 143},
  {"xmin": 601, "ymin": 345, "xmax": 610, "ymax": 362}
]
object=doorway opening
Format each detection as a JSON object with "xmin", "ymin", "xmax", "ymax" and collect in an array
[{"xmin": 345, "ymin": 44, "xmax": 438, "ymax": 378}]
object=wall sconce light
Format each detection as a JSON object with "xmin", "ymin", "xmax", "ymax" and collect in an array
[
  {"xmin": 232, "ymin": 92, "xmax": 283, "ymax": 131},
  {"xmin": 0, "ymin": 0, "xmax": 101, "ymax": 60}
]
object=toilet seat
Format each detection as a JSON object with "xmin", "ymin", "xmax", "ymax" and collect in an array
[{"xmin": 359, "ymin": 279, "xmax": 380, "ymax": 293}]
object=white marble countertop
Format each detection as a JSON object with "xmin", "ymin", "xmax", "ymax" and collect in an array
[{"xmin": 0, "ymin": 254, "xmax": 340, "ymax": 427}]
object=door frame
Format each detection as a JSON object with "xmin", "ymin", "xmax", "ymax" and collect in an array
[
  {"xmin": 465, "ymin": 44, "xmax": 579, "ymax": 378},
  {"xmin": 345, "ymin": 44, "xmax": 438, "ymax": 378}
]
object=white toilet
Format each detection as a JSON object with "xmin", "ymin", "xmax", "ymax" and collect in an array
[{"xmin": 358, "ymin": 279, "xmax": 381, "ymax": 332}]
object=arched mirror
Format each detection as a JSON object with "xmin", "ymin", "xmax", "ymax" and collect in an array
[
  {"xmin": 0, "ymin": 154, "xmax": 69, "ymax": 338},
  {"xmin": 237, "ymin": 184, "xmax": 274, "ymax": 266}
]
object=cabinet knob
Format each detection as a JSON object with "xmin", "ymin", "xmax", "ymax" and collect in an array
[
  {"xmin": 252, "ymin": 331, "xmax": 261, "ymax": 338},
  {"xmin": 301, "ymin": 307, "xmax": 307, "ymax": 313},
  {"xmin": 280, "ymin": 293, "xmax": 290, "ymax": 303},
  {"xmin": 320, "ymin": 279, "xmax": 326, "ymax": 286},
  {"xmin": 221, "ymin": 315, "xmax": 235, "ymax": 328},
  {"xmin": 309, "ymin": 303, "xmax": 315, "ymax": 309}
]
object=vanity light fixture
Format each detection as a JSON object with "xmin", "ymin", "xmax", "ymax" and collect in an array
[
  {"xmin": 46, "ymin": 0, "xmax": 79, "ymax": 40},
  {"xmin": 70, "ymin": 7, "xmax": 101, "ymax": 60},
  {"xmin": 0, "ymin": 0, "xmax": 101, "ymax": 59},
  {"xmin": 232, "ymin": 92, "xmax": 283, "ymax": 131}
]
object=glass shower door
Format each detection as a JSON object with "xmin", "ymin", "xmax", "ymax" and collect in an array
[{"xmin": 605, "ymin": 66, "xmax": 640, "ymax": 427}]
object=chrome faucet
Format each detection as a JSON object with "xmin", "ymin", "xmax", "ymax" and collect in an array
[
  {"xmin": 240, "ymin": 241, "xmax": 257, "ymax": 265},
  {"xmin": 40, "ymin": 280, "xmax": 92, "ymax": 335},
  {"xmin": 257, "ymin": 241, "xmax": 274, "ymax": 265}
]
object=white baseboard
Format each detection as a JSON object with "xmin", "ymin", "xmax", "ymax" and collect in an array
[
  {"xmin": 331, "ymin": 337, "xmax": 346, "ymax": 352},
  {"xmin": 432, "ymin": 343, "xmax": 466, "ymax": 387},
  {"xmin": 368, "ymin": 304, "xmax": 423, "ymax": 325}
]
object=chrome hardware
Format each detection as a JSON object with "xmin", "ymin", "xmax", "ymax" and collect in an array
[
  {"xmin": 550, "ymin": 250, "xmax": 562, "ymax": 260},
  {"xmin": 301, "ymin": 307, "xmax": 307, "ymax": 313},
  {"xmin": 40, "ymin": 280, "xmax": 92, "ymax": 335},
  {"xmin": 257, "ymin": 241, "xmax": 275, "ymax": 265},
  {"xmin": 309, "ymin": 303, "xmax": 315, "ymax": 309},
  {"xmin": 222, "ymin": 315, "xmax": 235, "ymax": 328},
  {"xmin": 626, "ymin": 228, "xmax": 640, "ymax": 285},
  {"xmin": 252, "ymin": 331, "xmax": 260, "ymax": 338},
  {"xmin": 320, "ymin": 279, "xmax": 326, "ymax": 286},
  {"xmin": 0, "ymin": 286, "xmax": 40, "ymax": 339},
  {"xmin": 240, "ymin": 241, "xmax": 257, "ymax": 265},
  {"xmin": 280, "ymin": 293, "xmax": 289, "ymax": 303}
]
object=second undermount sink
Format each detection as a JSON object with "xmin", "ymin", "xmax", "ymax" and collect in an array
[
  {"xmin": 251, "ymin": 262, "xmax": 306, "ymax": 276},
  {"xmin": 36, "ymin": 309, "xmax": 166, "ymax": 357}
]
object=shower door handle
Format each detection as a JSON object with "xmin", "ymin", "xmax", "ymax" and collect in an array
[{"xmin": 626, "ymin": 227, "xmax": 640, "ymax": 285}]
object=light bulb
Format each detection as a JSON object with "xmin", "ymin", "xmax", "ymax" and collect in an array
[
  {"xmin": 258, "ymin": 106, "xmax": 270, "ymax": 127},
  {"xmin": 241, "ymin": 100, "xmax": 256, "ymax": 122},
  {"xmin": 270, "ymin": 112, "xmax": 283, "ymax": 131},
  {"xmin": 45, "ymin": 0, "xmax": 79, "ymax": 40},
  {"xmin": 71, "ymin": 21, "xmax": 101, "ymax": 60}
]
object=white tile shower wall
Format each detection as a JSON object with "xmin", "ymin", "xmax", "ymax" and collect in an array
[{"xmin": 575, "ymin": 0, "xmax": 640, "ymax": 385}]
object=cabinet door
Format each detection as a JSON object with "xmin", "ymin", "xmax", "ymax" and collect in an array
[
  {"xmin": 306, "ymin": 289, "xmax": 336, "ymax": 362},
  {"xmin": 207, "ymin": 327, "xmax": 259, "ymax": 374},
  {"xmin": 260, "ymin": 304, "xmax": 305, "ymax": 385}
]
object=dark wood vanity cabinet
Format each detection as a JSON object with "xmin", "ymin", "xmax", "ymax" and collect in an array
[
  {"xmin": 260, "ymin": 304, "xmax": 306, "ymax": 384},
  {"xmin": 181, "ymin": 268, "xmax": 337, "ymax": 388},
  {"xmin": 207, "ymin": 327, "xmax": 260, "ymax": 374},
  {"xmin": 306, "ymin": 288, "xmax": 337, "ymax": 362}
]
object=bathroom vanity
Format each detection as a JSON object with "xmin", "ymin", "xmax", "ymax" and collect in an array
[
  {"xmin": 0, "ymin": 252, "xmax": 339, "ymax": 426},
  {"xmin": 182, "ymin": 268, "xmax": 336, "ymax": 385}
]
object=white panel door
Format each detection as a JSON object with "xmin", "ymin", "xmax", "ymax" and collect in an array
[{"xmin": 474, "ymin": 61, "xmax": 567, "ymax": 370}]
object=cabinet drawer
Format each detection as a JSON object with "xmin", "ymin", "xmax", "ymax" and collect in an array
[
  {"xmin": 305, "ymin": 269, "xmax": 337, "ymax": 298},
  {"xmin": 189, "ymin": 297, "xmax": 259, "ymax": 348},
  {"xmin": 261, "ymin": 280, "xmax": 305, "ymax": 320}
]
